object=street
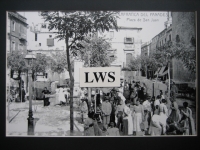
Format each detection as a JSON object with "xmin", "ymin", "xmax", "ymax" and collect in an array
[{"xmin": 6, "ymin": 96, "xmax": 196, "ymax": 136}]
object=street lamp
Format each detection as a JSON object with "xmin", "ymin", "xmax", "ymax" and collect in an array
[{"xmin": 24, "ymin": 51, "xmax": 36, "ymax": 135}]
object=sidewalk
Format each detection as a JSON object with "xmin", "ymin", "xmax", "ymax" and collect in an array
[{"xmin": 6, "ymin": 100, "xmax": 84, "ymax": 136}]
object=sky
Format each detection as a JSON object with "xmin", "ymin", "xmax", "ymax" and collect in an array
[{"xmin": 18, "ymin": 11, "xmax": 168, "ymax": 43}]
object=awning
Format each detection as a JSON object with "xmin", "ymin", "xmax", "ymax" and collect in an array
[
  {"xmin": 158, "ymin": 66, "xmax": 166, "ymax": 75},
  {"xmin": 159, "ymin": 70, "xmax": 168, "ymax": 76},
  {"xmin": 154, "ymin": 67, "xmax": 161, "ymax": 75}
]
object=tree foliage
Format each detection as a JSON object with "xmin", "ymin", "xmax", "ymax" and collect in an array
[
  {"xmin": 153, "ymin": 41, "xmax": 196, "ymax": 73},
  {"xmin": 49, "ymin": 52, "xmax": 68, "ymax": 74},
  {"xmin": 31, "ymin": 54, "xmax": 50, "ymax": 73},
  {"xmin": 7, "ymin": 50, "xmax": 27, "ymax": 78},
  {"xmin": 40, "ymin": 11, "xmax": 119, "ymax": 131},
  {"xmin": 78, "ymin": 36, "xmax": 115, "ymax": 67}
]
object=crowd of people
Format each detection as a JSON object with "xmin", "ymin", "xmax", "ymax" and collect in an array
[
  {"xmin": 78, "ymin": 81, "xmax": 196, "ymax": 136},
  {"xmin": 41, "ymin": 87, "xmax": 70, "ymax": 107}
]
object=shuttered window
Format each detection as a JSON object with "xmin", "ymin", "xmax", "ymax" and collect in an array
[{"xmin": 47, "ymin": 38, "xmax": 54, "ymax": 46}]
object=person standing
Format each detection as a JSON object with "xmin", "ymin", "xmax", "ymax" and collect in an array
[
  {"xmin": 159, "ymin": 99, "xmax": 168, "ymax": 117},
  {"xmin": 169, "ymin": 97, "xmax": 180, "ymax": 123},
  {"xmin": 58, "ymin": 87, "xmax": 65, "ymax": 106},
  {"xmin": 123, "ymin": 83, "xmax": 130, "ymax": 100},
  {"xmin": 130, "ymin": 88, "xmax": 137, "ymax": 104},
  {"xmin": 80, "ymin": 98, "xmax": 88, "ymax": 124},
  {"xmin": 101, "ymin": 96, "xmax": 112, "ymax": 131},
  {"xmin": 142, "ymin": 97, "xmax": 152, "ymax": 131},
  {"xmin": 123, "ymin": 100, "xmax": 133, "ymax": 135},
  {"xmin": 132, "ymin": 99, "xmax": 144, "ymax": 135},
  {"xmin": 42, "ymin": 87, "xmax": 51, "ymax": 107},
  {"xmin": 115, "ymin": 99, "xmax": 125, "ymax": 132},
  {"xmin": 109, "ymin": 98, "xmax": 116, "ymax": 127},
  {"xmin": 179, "ymin": 102, "xmax": 196, "ymax": 135}
]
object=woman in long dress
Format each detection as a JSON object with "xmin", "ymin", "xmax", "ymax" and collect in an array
[
  {"xmin": 169, "ymin": 98, "xmax": 180, "ymax": 123},
  {"xmin": 59, "ymin": 87, "xmax": 66, "ymax": 105},
  {"xmin": 55, "ymin": 88, "xmax": 60, "ymax": 105},
  {"xmin": 132, "ymin": 99, "xmax": 144, "ymax": 134},
  {"xmin": 123, "ymin": 100, "xmax": 133, "ymax": 135},
  {"xmin": 179, "ymin": 102, "xmax": 196, "ymax": 135}
]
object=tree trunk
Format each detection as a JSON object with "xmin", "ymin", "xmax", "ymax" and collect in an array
[
  {"xmin": 87, "ymin": 53, "xmax": 91, "ymax": 110},
  {"xmin": 66, "ymin": 36, "xmax": 74, "ymax": 132}
]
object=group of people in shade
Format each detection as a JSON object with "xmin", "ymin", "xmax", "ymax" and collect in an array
[
  {"xmin": 79, "ymin": 81, "xmax": 196, "ymax": 136},
  {"xmin": 41, "ymin": 87, "xmax": 70, "ymax": 107}
]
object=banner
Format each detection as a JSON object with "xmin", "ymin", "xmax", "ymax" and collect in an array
[{"xmin": 80, "ymin": 67, "xmax": 120, "ymax": 87}]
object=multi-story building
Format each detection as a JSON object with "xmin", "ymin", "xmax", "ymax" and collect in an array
[
  {"xmin": 7, "ymin": 11, "xmax": 28, "ymax": 53},
  {"xmin": 100, "ymin": 26, "xmax": 142, "ymax": 68},
  {"xmin": 27, "ymin": 22, "xmax": 69, "ymax": 84},
  {"xmin": 146, "ymin": 12, "xmax": 173, "ymax": 79},
  {"xmin": 6, "ymin": 11, "xmax": 28, "ymax": 92},
  {"xmin": 141, "ymin": 41, "xmax": 151, "ymax": 56}
]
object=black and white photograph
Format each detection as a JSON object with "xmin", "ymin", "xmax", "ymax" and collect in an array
[{"xmin": 6, "ymin": 10, "xmax": 197, "ymax": 137}]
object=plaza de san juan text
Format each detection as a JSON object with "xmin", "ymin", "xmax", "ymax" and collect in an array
[{"xmin": 6, "ymin": 11, "xmax": 196, "ymax": 136}]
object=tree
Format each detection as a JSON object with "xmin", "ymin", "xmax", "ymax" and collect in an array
[
  {"xmin": 49, "ymin": 51, "xmax": 68, "ymax": 85},
  {"xmin": 31, "ymin": 54, "xmax": 50, "ymax": 81},
  {"xmin": 79, "ymin": 36, "xmax": 115, "ymax": 67},
  {"xmin": 153, "ymin": 40, "xmax": 196, "ymax": 73},
  {"xmin": 40, "ymin": 11, "xmax": 119, "ymax": 132},
  {"xmin": 128, "ymin": 56, "xmax": 142, "ymax": 76},
  {"xmin": 7, "ymin": 50, "xmax": 27, "ymax": 80}
]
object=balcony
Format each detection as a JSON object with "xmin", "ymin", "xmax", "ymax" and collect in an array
[{"xmin": 19, "ymin": 33, "xmax": 27, "ymax": 41}]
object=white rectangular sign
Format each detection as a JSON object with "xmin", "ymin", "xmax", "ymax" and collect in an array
[{"xmin": 79, "ymin": 67, "xmax": 121, "ymax": 87}]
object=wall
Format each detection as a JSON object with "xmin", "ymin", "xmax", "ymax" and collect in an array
[
  {"xmin": 171, "ymin": 12, "xmax": 196, "ymax": 82},
  {"xmin": 100, "ymin": 27, "xmax": 142, "ymax": 67}
]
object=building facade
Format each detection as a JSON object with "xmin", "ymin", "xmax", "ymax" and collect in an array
[
  {"xmin": 27, "ymin": 22, "xmax": 70, "ymax": 86},
  {"xmin": 6, "ymin": 11, "xmax": 28, "ymax": 92},
  {"xmin": 100, "ymin": 26, "xmax": 142, "ymax": 68},
  {"xmin": 7, "ymin": 11, "xmax": 28, "ymax": 53},
  {"xmin": 171, "ymin": 12, "xmax": 196, "ymax": 82},
  {"xmin": 141, "ymin": 41, "xmax": 151, "ymax": 56}
]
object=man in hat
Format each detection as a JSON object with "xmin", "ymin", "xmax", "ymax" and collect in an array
[{"xmin": 101, "ymin": 96, "xmax": 112, "ymax": 131}]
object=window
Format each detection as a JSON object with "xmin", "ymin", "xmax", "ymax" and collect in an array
[
  {"xmin": 110, "ymin": 31, "xmax": 114, "ymax": 39},
  {"xmin": 35, "ymin": 33, "xmax": 37, "ymax": 41},
  {"xmin": 39, "ymin": 43, "xmax": 41, "ymax": 46},
  {"xmin": 47, "ymin": 38, "xmax": 54, "ymax": 46},
  {"xmin": 124, "ymin": 37, "xmax": 134, "ymax": 44},
  {"xmin": 49, "ymin": 35, "xmax": 52, "ymax": 38},
  {"xmin": 12, "ymin": 21, "xmax": 15, "ymax": 31},
  {"xmin": 12, "ymin": 41, "xmax": 15, "ymax": 51}
]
